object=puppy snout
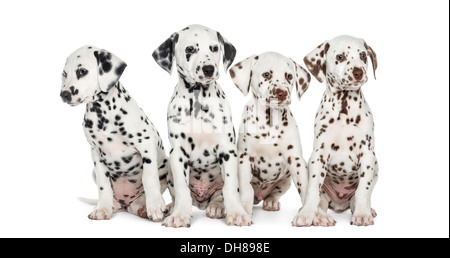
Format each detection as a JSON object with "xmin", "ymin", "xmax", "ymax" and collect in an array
[
  {"xmin": 202, "ymin": 65, "xmax": 215, "ymax": 78},
  {"xmin": 353, "ymin": 67, "xmax": 364, "ymax": 81},
  {"xmin": 60, "ymin": 90, "xmax": 72, "ymax": 103},
  {"xmin": 276, "ymin": 89, "xmax": 288, "ymax": 102}
]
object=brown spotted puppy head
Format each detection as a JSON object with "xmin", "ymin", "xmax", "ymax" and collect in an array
[
  {"xmin": 230, "ymin": 52, "xmax": 311, "ymax": 108},
  {"xmin": 304, "ymin": 35, "xmax": 377, "ymax": 91},
  {"xmin": 60, "ymin": 45, "xmax": 127, "ymax": 106}
]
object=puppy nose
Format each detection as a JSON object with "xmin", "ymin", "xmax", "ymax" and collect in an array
[
  {"xmin": 276, "ymin": 89, "xmax": 288, "ymax": 102},
  {"xmin": 353, "ymin": 67, "xmax": 364, "ymax": 81},
  {"xmin": 202, "ymin": 65, "xmax": 215, "ymax": 78},
  {"xmin": 60, "ymin": 91, "xmax": 72, "ymax": 103}
]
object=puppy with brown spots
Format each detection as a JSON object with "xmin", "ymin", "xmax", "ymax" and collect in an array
[
  {"xmin": 293, "ymin": 35, "xmax": 379, "ymax": 227},
  {"xmin": 230, "ymin": 52, "xmax": 310, "ymax": 218}
]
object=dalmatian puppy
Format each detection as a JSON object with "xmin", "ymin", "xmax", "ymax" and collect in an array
[
  {"xmin": 292, "ymin": 35, "xmax": 379, "ymax": 227},
  {"xmin": 152, "ymin": 24, "xmax": 252, "ymax": 227},
  {"xmin": 229, "ymin": 52, "xmax": 310, "ymax": 216},
  {"xmin": 60, "ymin": 46, "xmax": 169, "ymax": 221}
]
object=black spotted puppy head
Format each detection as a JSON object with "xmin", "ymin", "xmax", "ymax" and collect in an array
[
  {"xmin": 304, "ymin": 35, "xmax": 378, "ymax": 91},
  {"xmin": 60, "ymin": 46, "xmax": 127, "ymax": 106},
  {"xmin": 230, "ymin": 52, "xmax": 311, "ymax": 107},
  {"xmin": 152, "ymin": 24, "xmax": 236, "ymax": 85}
]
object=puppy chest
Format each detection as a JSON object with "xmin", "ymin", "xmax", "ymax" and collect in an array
[
  {"xmin": 245, "ymin": 133, "xmax": 288, "ymax": 160},
  {"xmin": 97, "ymin": 149, "xmax": 144, "ymax": 179},
  {"xmin": 250, "ymin": 155, "xmax": 289, "ymax": 184},
  {"xmin": 169, "ymin": 95, "xmax": 233, "ymax": 133},
  {"xmin": 318, "ymin": 125, "xmax": 375, "ymax": 157}
]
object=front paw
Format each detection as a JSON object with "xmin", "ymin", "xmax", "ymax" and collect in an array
[
  {"xmin": 206, "ymin": 202, "xmax": 226, "ymax": 219},
  {"xmin": 88, "ymin": 207, "xmax": 112, "ymax": 220},
  {"xmin": 147, "ymin": 196, "xmax": 166, "ymax": 222},
  {"xmin": 226, "ymin": 211, "xmax": 253, "ymax": 226},
  {"xmin": 351, "ymin": 213, "xmax": 374, "ymax": 226},
  {"xmin": 162, "ymin": 211, "xmax": 192, "ymax": 228},
  {"xmin": 292, "ymin": 209, "xmax": 314, "ymax": 227},
  {"xmin": 263, "ymin": 197, "xmax": 280, "ymax": 211},
  {"xmin": 292, "ymin": 209, "xmax": 335, "ymax": 227}
]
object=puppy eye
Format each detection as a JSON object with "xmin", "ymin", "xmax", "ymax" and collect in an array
[
  {"xmin": 360, "ymin": 52, "xmax": 367, "ymax": 63},
  {"xmin": 336, "ymin": 54, "xmax": 347, "ymax": 63},
  {"xmin": 285, "ymin": 73, "xmax": 293, "ymax": 81},
  {"xmin": 62, "ymin": 71, "xmax": 67, "ymax": 79},
  {"xmin": 76, "ymin": 68, "xmax": 88, "ymax": 79},
  {"xmin": 185, "ymin": 46, "xmax": 196, "ymax": 54},
  {"xmin": 210, "ymin": 45, "xmax": 219, "ymax": 53},
  {"xmin": 262, "ymin": 72, "xmax": 272, "ymax": 80}
]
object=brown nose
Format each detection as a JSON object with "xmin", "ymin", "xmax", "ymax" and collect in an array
[
  {"xmin": 353, "ymin": 67, "xmax": 364, "ymax": 81},
  {"xmin": 276, "ymin": 89, "xmax": 288, "ymax": 102}
]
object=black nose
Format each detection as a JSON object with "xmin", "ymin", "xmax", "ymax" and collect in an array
[
  {"xmin": 60, "ymin": 91, "xmax": 72, "ymax": 103},
  {"xmin": 202, "ymin": 65, "xmax": 215, "ymax": 78}
]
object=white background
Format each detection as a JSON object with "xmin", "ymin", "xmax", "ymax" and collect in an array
[{"xmin": 0, "ymin": 0, "xmax": 448, "ymax": 238}]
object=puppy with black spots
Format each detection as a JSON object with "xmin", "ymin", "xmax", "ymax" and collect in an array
[
  {"xmin": 60, "ymin": 46, "xmax": 169, "ymax": 221},
  {"xmin": 229, "ymin": 52, "xmax": 310, "ymax": 220},
  {"xmin": 153, "ymin": 25, "xmax": 252, "ymax": 227},
  {"xmin": 293, "ymin": 35, "xmax": 379, "ymax": 227}
]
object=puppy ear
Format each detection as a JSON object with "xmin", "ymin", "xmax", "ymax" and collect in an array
[
  {"xmin": 291, "ymin": 59, "xmax": 311, "ymax": 100},
  {"xmin": 229, "ymin": 55, "xmax": 258, "ymax": 96},
  {"xmin": 217, "ymin": 32, "xmax": 237, "ymax": 72},
  {"xmin": 152, "ymin": 32, "xmax": 179, "ymax": 74},
  {"xmin": 303, "ymin": 41, "xmax": 330, "ymax": 83},
  {"xmin": 94, "ymin": 50, "xmax": 127, "ymax": 92},
  {"xmin": 364, "ymin": 41, "xmax": 378, "ymax": 80}
]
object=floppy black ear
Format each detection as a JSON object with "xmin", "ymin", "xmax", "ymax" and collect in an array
[
  {"xmin": 152, "ymin": 32, "xmax": 179, "ymax": 74},
  {"xmin": 217, "ymin": 32, "xmax": 237, "ymax": 72},
  {"xmin": 94, "ymin": 50, "xmax": 127, "ymax": 92}
]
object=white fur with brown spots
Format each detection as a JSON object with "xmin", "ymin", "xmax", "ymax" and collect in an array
[
  {"xmin": 293, "ymin": 35, "xmax": 379, "ymax": 227},
  {"xmin": 230, "ymin": 52, "xmax": 310, "ymax": 220}
]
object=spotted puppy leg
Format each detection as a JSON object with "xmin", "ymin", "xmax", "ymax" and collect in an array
[
  {"xmin": 263, "ymin": 177, "xmax": 291, "ymax": 211},
  {"xmin": 293, "ymin": 151, "xmax": 336, "ymax": 227},
  {"xmin": 140, "ymin": 145, "xmax": 166, "ymax": 222},
  {"xmin": 288, "ymin": 154, "xmax": 308, "ymax": 204},
  {"xmin": 163, "ymin": 146, "xmax": 193, "ymax": 228},
  {"xmin": 351, "ymin": 151, "xmax": 378, "ymax": 226},
  {"xmin": 218, "ymin": 145, "xmax": 253, "ymax": 226},
  {"xmin": 89, "ymin": 148, "xmax": 114, "ymax": 220},
  {"xmin": 238, "ymin": 150, "xmax": 254, "ymax": 215}
]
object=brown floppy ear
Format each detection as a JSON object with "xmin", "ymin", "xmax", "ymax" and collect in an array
[
  {"xmin": 291, "ymin": 59, "xmax": 311, "ymax": 100},
  {"xmin": 364, "ymin": 42, "xmax": 378, "ymax": 80},
  {"xmin": 303, "ymin": 41, "xmax": 330, "ymax": 83},
  {"xmin": 229, "ymin": 55, "xmax": 258, "ymax": 96}
]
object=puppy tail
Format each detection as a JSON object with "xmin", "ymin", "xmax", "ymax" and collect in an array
[{"xmin": 77, "ymin": 197, "xmax": 98, "ymax": 205}]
